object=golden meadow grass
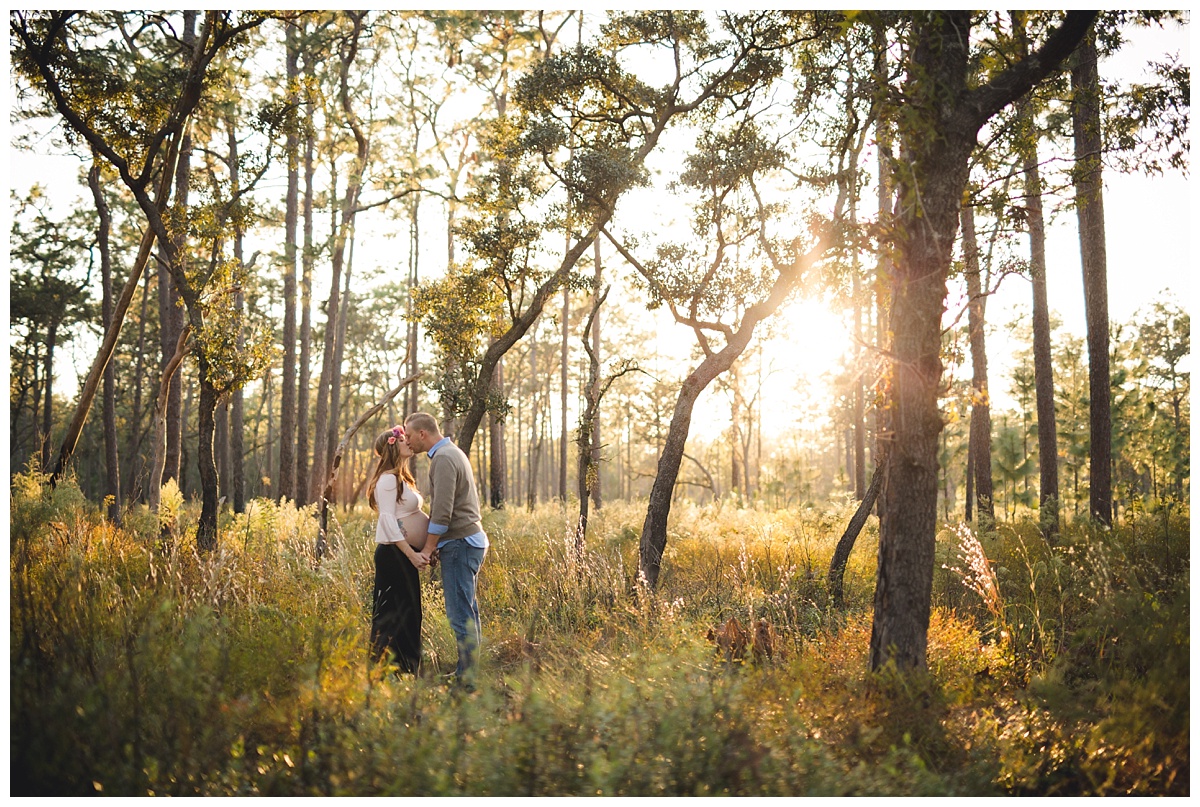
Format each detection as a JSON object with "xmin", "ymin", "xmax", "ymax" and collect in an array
[{"xmin": 10, "ymin": 471, "xmax": 1189, "ymax": 795}]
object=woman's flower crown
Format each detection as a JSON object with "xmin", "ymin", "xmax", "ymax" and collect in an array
[{"xmin": 387, "ymin": 425, "xmax": 404, "ymax": 445}]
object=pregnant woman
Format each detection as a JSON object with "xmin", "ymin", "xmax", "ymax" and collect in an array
[{"xmin": 367, "ymin": 425, "xmax": 432, "ymax": 673}]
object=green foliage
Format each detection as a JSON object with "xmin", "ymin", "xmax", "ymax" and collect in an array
[{"xmin": 11, "ymin": 476, "xmax": 1187, "ymax": 795}]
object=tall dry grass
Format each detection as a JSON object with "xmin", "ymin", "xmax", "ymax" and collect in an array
[{"xmin": 10, "ymin": 471, "xmax": 1188, "ymax": 795}]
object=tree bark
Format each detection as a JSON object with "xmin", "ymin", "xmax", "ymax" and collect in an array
[
  {"xmin": 88, "ymin": 162, "xmax": 122, "ymax": 522},
  {"xmin": 195, "ymin": 359, "xmax": 220, "ymax": 551},
  {"xmin": 325, "ymin": 237, "xmax": 354, "ymax": 484},
  {"xmin": 312, "ymin": 12, "xmax": 368, "ymax": 503},
  {"xmin": 148, "ymin": 325, "xmax": 191, "ymax": 512},
  {"xmin": 868, "ymin": 10, "xmax": 1093, "ymax": 673},
  {"xmin": 1072, "ymin": 27, "xmax": 1112, "ymax": 526},
  {"xmin": 40, "ymin": 323, "xmax": 57, "ymax": 473},
  {"xmin": 632, "ymin": 232, "xmax": 830, "ymax": 589},
  {"xmin": 124, "ymin": 268, "xmax": 151, "ymax": 501},
  {"xmin": 591, "ymin": 237, "xmax": 603, "ymax": 510},
  {"xmin": 159, "ymin": 128, "xmax": 192, "ymax": 487},
  {"xmin": 1023, "ymin": 129, "xmax": 1060, "ymax": 539},
  {"xmin": 829, "ymin": 461, "xmax": 884, "ymax": 608},
  {"xmin": 24, "ymin": 11, "xmax": 263, "ymax": 489},
  {"xmin": 559, "ymin": 283, "xmax": 570, "ymax": 501},
  {"xmin": 296, "ymin": 47, "xmax": 316, "ymax": 506},
  {"xmin": 961, "ymin": 204, "xmax": 995, "ymax": 525},
  {"xmin": 489, "ymin": 356, "xmax": 507, "ymax": 509},
  {"xmin": 278, "ymin": 20, "xmax": 301, "ymax": 503},
  {"xmin": 851, "ymin": 172, "xmax": 867, "ymax": 500},
  {"xmin": 229, "ymin": 120, "xmax": 247, "ymax": 513}
]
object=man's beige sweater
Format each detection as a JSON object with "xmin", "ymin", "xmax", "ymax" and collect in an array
[{"xmin": 428, "ymin": 439, "xmax": 484, "ymax": 541}]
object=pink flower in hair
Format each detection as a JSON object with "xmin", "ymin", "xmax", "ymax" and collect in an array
[{"xmin": 387, "ymin": 436, "xmax": 396, "ymax": 445}]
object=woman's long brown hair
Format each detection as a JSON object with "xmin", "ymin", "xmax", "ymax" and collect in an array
[{"xmin": 368, "ymin": 426, "xmax": 417, "ymax": 511}]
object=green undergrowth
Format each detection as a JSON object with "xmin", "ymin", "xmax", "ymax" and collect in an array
[{"xmin": 10, "ymin": 472, "xmax": 1189, "ymax": 795}]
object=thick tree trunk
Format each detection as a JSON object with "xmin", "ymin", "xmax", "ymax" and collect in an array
[
  {"xmin": 278, "ymin": 22, "xmax": 301, "ymax": 503},
  {"xmin": 868, "ymin": 10, "xmax": 1093, "ymax": 673},
  {"xmin": 1072, "ymin": 29, "xmax": 1112, "ymax": 526},
  {"xmin": 961, "ymin": 205, "xmax": 995, "ymax": 524},
  {"xmin": 88, "ymin": 163, "xmax": 121, "ymax": 522},
  {"xmin": 870, "ymin": 13, "xmax": 976, "ymax": 673}
]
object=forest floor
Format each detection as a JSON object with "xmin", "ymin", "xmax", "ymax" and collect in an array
[{"xmin": 10, "ymin": 470, "xmax": 1189, "ymax": 796}]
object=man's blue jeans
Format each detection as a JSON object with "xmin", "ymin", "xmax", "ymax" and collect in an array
[{"xmin": 438, "ymin": 539, "xmax": 486, "ymax": 678}]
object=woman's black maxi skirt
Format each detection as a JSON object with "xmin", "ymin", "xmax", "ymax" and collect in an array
[{"xmin": 370, "ymin": 543, "xmax": 422, "ymax": 673}]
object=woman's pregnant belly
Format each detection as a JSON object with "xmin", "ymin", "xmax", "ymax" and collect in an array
[{"xmin": 398, "ymin": 511, "xmax": 430, "ymax": 551}]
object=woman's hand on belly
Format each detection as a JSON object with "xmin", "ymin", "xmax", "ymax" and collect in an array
[{"xmin": 398, "ymin": 512, "xmax": 430, "ymax": 552}]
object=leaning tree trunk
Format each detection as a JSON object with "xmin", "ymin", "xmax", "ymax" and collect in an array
[
  {"xmin": 639, "ymin": 373, "xmax": 709, "ymax": 589},
  {"xmin": 961, "ymin": 204, "xmax": 995, "ymax": 525},
  {"xmin": 829, "ymin": 460, "xmax": 885, "ymax": 609},
  {"xmin": 629, "ymin": 224, "xmax": 831, "ymax": 589},
  {"xmin": 1072, "ymin": 27, "xmax": 1112, "ymax": 526}
]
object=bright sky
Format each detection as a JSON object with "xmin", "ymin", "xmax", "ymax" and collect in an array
[{"xmin": 6, "ymin": 15, "xmax": 1191, "ymax": 449}]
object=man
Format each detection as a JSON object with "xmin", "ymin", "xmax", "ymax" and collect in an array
[{"xmin": 404, "ymin": 412, "xmax": 488, "ymax": 687}]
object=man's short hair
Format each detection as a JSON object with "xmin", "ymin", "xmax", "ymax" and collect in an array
[{"xmin": 405, "ymin": 411, "xmax": 439, "ymax": 435}]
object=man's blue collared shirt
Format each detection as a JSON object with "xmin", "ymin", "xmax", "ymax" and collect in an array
[{"xmin": 426, "ymin": 437, "xmax": 489, "ymax": 550}]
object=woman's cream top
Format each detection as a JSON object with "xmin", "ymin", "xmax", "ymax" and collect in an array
[{"xmin": 374, "ymin": 472, "xmax": 425, "ymax": 544}]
